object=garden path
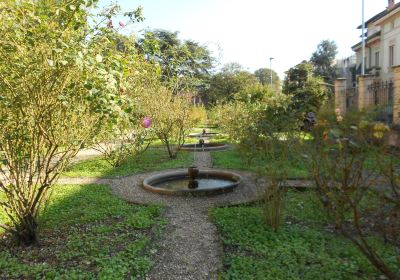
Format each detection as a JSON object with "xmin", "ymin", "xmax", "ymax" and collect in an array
[
  {"xmin": 70, "ymin": 148, "xmax": 102, "ymax": 163},
  {"xmin": 58, "ymin": 157, "xmax": 260, "ymax": 279},
  {"xmin": 57, "ymin": 151, "xmax": 312, "ymax": 279}
]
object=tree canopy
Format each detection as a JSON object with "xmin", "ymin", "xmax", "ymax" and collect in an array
[
  {"xmin": 254, "ymin": 67, "xmax": 280, "ymax": 91},
  {"xmin": 310, "ymin": 40, "xmax": 338, "ymax": 85},
  {"xmin": 201, "ymin": 63, "xmax": 261, "ymax": 106},
  {"xmin": 283, "ymin": 61, "xmax": 326, "ymax": 114},
  {"xmin": 137, "ymin": 29, "xmax": 214, "ymax": 94}
]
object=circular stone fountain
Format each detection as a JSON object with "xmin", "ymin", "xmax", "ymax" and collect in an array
[
  {"xmin": 187, "ymin": 132, "xmax": 219, "ymax": 138},
  {"xmin": 181, "ymin": 142, "xmax": 229, "ymax": 152},
  {"xmin": 143, "ymin": 168, "xmax": 241, "ymax": 195}
]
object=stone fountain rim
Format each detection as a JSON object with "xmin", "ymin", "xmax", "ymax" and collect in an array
[
  {"xmin": 187, "ymin": 132, "xmax": 219, "ymax": 138},
  {"xmin": 142, "ymin": 169, "xmax": 241, "ymax": 196},
  {"xmin": 180, "ymin": 143, "xmax": 229, "ymax": 152}
]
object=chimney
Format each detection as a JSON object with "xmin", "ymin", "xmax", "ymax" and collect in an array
[{"xmin": 388, "ymin": 0, "xmax": 395, "ymax": 9}]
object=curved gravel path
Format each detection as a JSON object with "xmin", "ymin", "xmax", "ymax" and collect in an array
[
  {"xmin": 57, "ymin": 170, "xmax": 262, "ymax": 208},
  {"xmin": 57, "ymin": 150, "xmax": 310, "ymax": 280},
  {"xmin": 58, "ymin": 155, "xmax": 262, "ymax": 280}
]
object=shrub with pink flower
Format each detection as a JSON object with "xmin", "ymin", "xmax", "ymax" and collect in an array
[{"xmin": 142, "ymin": 117, "xmax": 151, "ymax": 128}]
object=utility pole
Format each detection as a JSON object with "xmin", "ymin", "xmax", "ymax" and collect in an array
[
  {"xmin": 269, "ymin": 57, "xmax": 274, "ymax": 88},
  {"xmin": 361, "ymin": 0, "xmax": 365, "ymax": 75}
]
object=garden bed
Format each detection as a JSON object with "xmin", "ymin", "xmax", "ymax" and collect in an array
[
  {"xmin": 0, "ymin": 185, "xmax": 165, "ymax": 279},
  {"xmin": 211, "ymin": 148, "xmax": 309, "ymax": 179},
  {"xmin": 210, "ymin": 190, "xmax": 400, "ymax": 279},
  {"xmin": 63, "ymin": 147, "xmax": 193, "ymax": 178}
]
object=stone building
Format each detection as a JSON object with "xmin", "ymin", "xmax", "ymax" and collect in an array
[{"xmin": 335, "ymin": 0, "xmax": 400, "ymax": 128}]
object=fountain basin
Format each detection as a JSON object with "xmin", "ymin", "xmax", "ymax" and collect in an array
[
  {"xmin": 188, "ymin": 132, "xmax": 219, "ymax": 138},
  {"xmin": 143, "ymin": 170, "xmax": 241, "ymax": 195},
  {"xmin": 181, "ymin": 143, "xmax": 229, "ymax": 152}
]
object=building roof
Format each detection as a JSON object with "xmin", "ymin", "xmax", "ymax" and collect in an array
[
  {"xmin": 352, "ymin": 31, "xmax": 381, "ymax": 50},
  {"xmin": 357, "ymin": 2, "xmax": 400, "ymax": 29}
]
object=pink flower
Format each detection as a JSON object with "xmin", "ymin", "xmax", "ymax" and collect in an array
[
  {"xmin": 119, "ymin": 21, "xmax": 125, "ymax": 28},
  {"xmin": 142, "ymin": 117, "xmax": 151, "ymax": 128}
]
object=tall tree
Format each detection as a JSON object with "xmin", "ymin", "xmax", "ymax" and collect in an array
[
  {"xmin": 203, "ymin": 63, "xmax": 258, "ymax": 106},
  {"xmin": 310, "ymin": 40, "xmax": 338, "ymax": 85},
  {"xmin": 137, "ymin": 29, "xmax": 214, "ymax": 94},
  {"xmin": 254, "ymin": 68, "xmax": 280, "ymax": 91},
  {"xmin": 283, "ymin": 61, "xmax": 326, "ymax": 114}
]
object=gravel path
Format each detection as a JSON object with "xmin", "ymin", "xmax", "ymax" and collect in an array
[
  {"xmin": 145, "ymin": 203, "xmax": 222, "ymax": 280},
  {"xmin": 193, "ymin": 151, "xmax": 213, "ymax": 168},
  {"xmin": 58, "ymin": 168, "xmax": 263, "ymax": 207},
  {"xmin": 58, "ymin": 169, "xmax": 262, "ymax": 279},
  {"xmin": 57, "ymin": 150, "xmax": 312, "ymax": 280},
  {"xmin": 70, "ymin": 148, "xmax": 102, "ymax": 163},
  {"xmin": 57, "ymin": 166, "xmax": 263, "ymax": 280}
]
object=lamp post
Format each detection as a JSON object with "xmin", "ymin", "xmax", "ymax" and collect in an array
[
  {"xmin": 361, "ymin": 0, "xmax": 365, "ymax": 75},
  {"xmin": 269, "ymin": 57, "xmax": 274, "ymax": 88}
]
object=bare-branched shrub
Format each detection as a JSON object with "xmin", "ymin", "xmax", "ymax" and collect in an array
[
  {"xmin": 0, "ymin": 0, "xmax": 143, "ymax": 245},
  {"xmin": 303, "ymin": 109, "xmax": 400, "ymax": 279},
  {"xmin": 141, "ymin": 88, "xmax": 194, "ymax": 158}
]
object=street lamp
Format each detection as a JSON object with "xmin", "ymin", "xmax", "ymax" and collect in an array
[
  {"xmin": 269, "ymin": 57, "xmax": 274, "ymax": 88},
  {"xmin": 361, "ymin": 0, "xmax": 365, "ymax": 75}
]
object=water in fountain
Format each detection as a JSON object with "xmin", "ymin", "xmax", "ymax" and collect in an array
[
  {"xmin": 188, "ymin": 142, "xmax": 199, "ymax": 189},
  {"xmin": 143, "ymin": 169, "xmax": 241, "ymax": 195}
]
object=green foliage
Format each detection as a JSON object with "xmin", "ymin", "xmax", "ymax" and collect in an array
[
  {"xmin": 234, "ymin": 83, "xmax": 274, "ymax": 103},
  {"xmin": 0, "ymin": 184, "xmax": 164, "ymax": 279},
  {"xmin": 94, "ymin": 121, "xmax": 153, "ymax": 167},
  {"xmin": 137, "ymin": 29, "xmax": 214, "ymax": 94},
  {"xmin": 283, "ymin": 61, "xmax": 327, "ymax": 115},
  {"xmin": 254, "ymin": 67, "xmax": 280, "ymax": 92},
  {"xmin": 64, "ymin": 147, "xmax": 193, "ymax": 177},
  {"xmin": 210, "ymin": 191, "xmax": 400, "ymax": 280},
  {"xmin": 91, "ymin": 56, "xmax": 160, "ymax": 168},
  {"xmin": 141, "ymin": 87, "xmax": 195, "ymax": 158},
  {"xmin": 215, "ymin": 94, "xmax": 304, "ymax": 176},
  {"xmin": 211, "ymin": 148, "xmax": 308, "ymax": 179},
  {"xmin": 215, "ymin": 85, "xmax": 308, "ymax": 232},
  {"xmin": 190, "ymin": 106, "xmax": 208, "ymax": 126},
  {"xmin": 0, "ymin": 0, "xmax": 145, "ymax": 244},
  {"xmin": 203, "ymin": 63, "xmax": 259, "ymax": 106},
  {"xmin": 310, "ymin": 40, "xmax": 338, "ymax": 85},
  {"xmin": 300, "ymin": 106, "xmax": 400, "ymax": 278}
]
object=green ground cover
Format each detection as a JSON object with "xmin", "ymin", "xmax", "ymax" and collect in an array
[
  {"xmin": 211, "ymin": 190, "xmax": 400, "ymax": 280},
  {"xmin": 64, "ymin": 147, "xmax": 193, "ymax": 178},
  {"xmin": 211, "ymin": 148, "xmax": 309, "ymax": 178},
  {"xmin": 0, "ymin": 184, "xmax": 165, "ymax": 279}
]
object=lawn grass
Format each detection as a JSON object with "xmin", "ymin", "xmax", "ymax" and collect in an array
[
  {"xmin": 0, "ymin": 184, "xmax": 165, "ymax": 279},
  {"xmin": 63, "ymin": 147, "xmax": 193, "ymax": 178},
  {"xmin": 211, "ymin": 148, "xmax": 309, "ymax": 178},
  {"xmin": 210, "ymin": 190, "xmax": 400, "ymax": 280}
]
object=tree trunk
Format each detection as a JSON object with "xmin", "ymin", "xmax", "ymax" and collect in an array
[{"xmin": 14, "ymin": 213, "xmax": 38, "ymax": 246}]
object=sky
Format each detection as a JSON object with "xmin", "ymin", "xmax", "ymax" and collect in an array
[{"xmin": 99, "ymin": 0, "xmax": 390, "ymax": 79}]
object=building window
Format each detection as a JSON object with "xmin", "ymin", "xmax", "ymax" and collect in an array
[
  {"xmin": 389, "ymin": 45, "xmax": 395, "ymax": 67},
  {"xmin": 368, "ymin": 48, "xmax": 372, "ymax": 68},
  {"xmin": 375, "ymin": 51, "xmax": 380, "ymax": 67}
]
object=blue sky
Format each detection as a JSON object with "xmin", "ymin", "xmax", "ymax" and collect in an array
[{"xmin": 99, "ymin": 0, "xmax": 390, "ymax": 79}]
